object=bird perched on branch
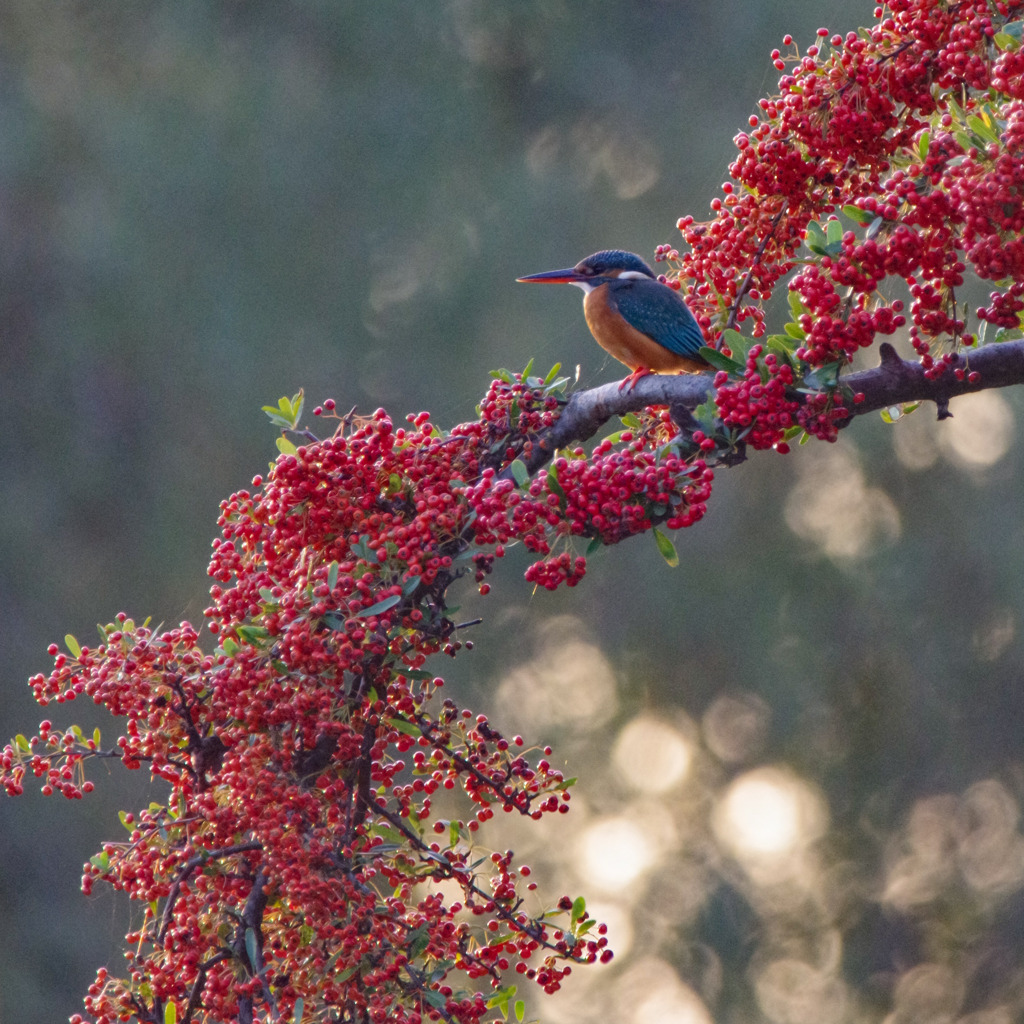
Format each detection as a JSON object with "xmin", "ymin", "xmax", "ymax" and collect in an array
[{"xmin": 517, "ymin": 249, "xmax": 709, "ymax": 390}]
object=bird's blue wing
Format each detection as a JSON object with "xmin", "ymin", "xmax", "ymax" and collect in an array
[{"xmin": 607, "ymin": 278, "xmax": 705, "ymax": 358}]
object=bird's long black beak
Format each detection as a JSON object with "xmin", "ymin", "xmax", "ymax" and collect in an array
[{"xmin": 515, "ymin": 267, "xmax": 586, "ymax": 284}]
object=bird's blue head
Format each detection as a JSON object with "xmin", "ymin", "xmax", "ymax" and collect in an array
[{"xmin": 517, "ymin": 250, "xmax": 657, "ymax": 290}]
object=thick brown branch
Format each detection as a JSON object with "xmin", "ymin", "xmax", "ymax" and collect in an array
[{"xmin": 521, "ymin": 339, "xmax": 1024, "ymax": 474}]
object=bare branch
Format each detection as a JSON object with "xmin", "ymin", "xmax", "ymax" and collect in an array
[{"xmin": 518, "ymin": 340, "xmax": 1024, "ymax": 475}]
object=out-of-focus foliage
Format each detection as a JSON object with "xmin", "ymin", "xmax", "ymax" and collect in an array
[{"xmin": 3, "ymin": 4, "xmax": 1024, "ymax": 1024}]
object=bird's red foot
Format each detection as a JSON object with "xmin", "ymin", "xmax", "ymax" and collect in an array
[{"xmin": 618, "ymin": 367, "xmax": 653, "ymax": 392}]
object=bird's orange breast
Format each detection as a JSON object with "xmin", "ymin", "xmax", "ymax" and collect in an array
[{"xmin": 583, "ymin": 284, "xmax": 706, "ymax": 374}]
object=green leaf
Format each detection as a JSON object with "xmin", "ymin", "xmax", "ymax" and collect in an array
[
  {"xmin": 521, "ymin": 357, "xmax": 535, "ymax": 380},
  {"xmin": 788, "ymin": 289, "xmax": 808, "ymax": 318},
  {"xmin": 236, "ymin": 625, "xmax": 269, "ymax": 646},
  {"xmin": 967, "ymin": 113, "xmax": 1000, "ymax": 145},
  {"xmin": 509, "ymin": 459, "xmax": 530, "ymax": 488},
  {"xmin": 514, "ymin": 999, "xmax": 526, "ymax": 1022},
  {"xmin": 841, "ymin": 204, "xmax": 874, "ymax": 226},
  {"xmin": 586, "ymin": 535, "xmax": 604, "ymax": 556},
  {"xmin": 546, "ymin": 464, "xmax": 566, "ymax": 500},
  {"xmin": 360, "ymin": 593, "xmax": 402, "ymax": 617},
  {"xmin": 14, "ymin": 733, "xmax": 30, "ymax": 752},
  {"xmin": 391, "ymin": 718, "xmax": 422, "ymax": 738},
  {"xmin": 783, "ymin": 321, "xmax": 806, "ymax": 340},
  {"xmin": 326, "ymin": 561, "xmax": 339, "ymax": 592},
  {"xmin": 219, "ymin": 638, "xmax": 239, "ymax": 657},
  {"xmin": 350, "ymin": 535, "xmax": 379, "ymax": 564},
  {"xmin": 401, "ymin": 574, "xmax": 422, "ymax": 596},
  {"xmin": 719, "ymin": 327, "xmax": 753, "ymax": 363},
  {"xmin": 334, "ymin": 964, "xmax": 357, "ymax": 983},
  {"xmin": 292, "ymin": 997, "xmax": 304, "ymax": 1023},
  {"xmin": 449, "ymin": 819, "xmax": 461, "ymax": 849},
  {"xmin": 918, "ymin": 130, "xmax": 930, "ymax": 162},
  {"xmin": 570, "ymin": 895, "xmax": 587, "ymax": 924},
  {"xmin": 543, "ymin": 361, "xmax": 563, "ymax": 385},
  {"xmin": 698, "ymin": 346, "xmax": 744, "ymax": 375},
  {"xmin": 825, "ymin": 218, "xmax": 843, "ymax": 246},
  {"xmin": 653, "ymin": 528, "xmax": 679, "ymax": 568},
  {"xmin": 119, "ymin": 810, "xmax": 134, "ymax": 832},
  {"xmin": 276, "ymin": 437, "xmax": 298, "ymax": 456},
  {"xmin": 90, "ymin": 851, "xmax": 111, "ymax": 872},
  {"xmin": 487, "ymin": 985, "xmax": 517, "ymax": 1017},
  {"xmin": 245, "ymin": 928, "xmax": 262, "ymax": 974},
  {"xmin": 164, "ymin": 1002, "xmax": 177, "ymax": 1024},
  {"xmin": 64, "ymin": 634, "xmax": 82, "ymax": 659},
  {"xmin": 423, "ymin": 990, "xmax": 447, "ymax": 1010},
  {"xmin": 804, "ymin": 219, "xmax": 828, "ymax": 255},
  {"xmin": 407, "ymin": 924, "xmax": 431, "ymax": 960}
]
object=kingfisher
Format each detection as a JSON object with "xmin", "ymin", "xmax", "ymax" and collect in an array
[{"xmin": 517, "ymin": 249, "xmax": 709, "ymax": 390}]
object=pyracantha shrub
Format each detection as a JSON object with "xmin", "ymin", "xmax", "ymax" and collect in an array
[{"xmin": 5, "ymin": 2, "xmax": 1024, "ymax": 1023}]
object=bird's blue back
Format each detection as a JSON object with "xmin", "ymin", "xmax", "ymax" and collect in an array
[{"xmin": 604, "ymin": 277, "xmax": 706, "ymax": 359}]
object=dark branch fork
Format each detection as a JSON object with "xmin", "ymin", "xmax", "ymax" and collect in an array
[{"xmin": 516, "ymin": 339, "xmax": 1024, "ymax": 475}]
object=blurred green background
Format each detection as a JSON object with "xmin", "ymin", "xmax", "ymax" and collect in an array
[{"xmin": 4, "ymin": 4, "xmax": 1024, "ymax": 1023}]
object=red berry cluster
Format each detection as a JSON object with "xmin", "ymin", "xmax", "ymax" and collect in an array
[
  {"xmin": 3, "ymin": 368, "xmax": 725, "ymax": 1024},
  {"xmin": 713, "ymin": 347, "xmax": 801, "ymax": 450},
  {"xmin": 663, "ymin": 0, "xmax": 1024, "ymax": 434},
  {"xmin": 465, "ymin": 377, "xmax": 713, "ymax": 589}
]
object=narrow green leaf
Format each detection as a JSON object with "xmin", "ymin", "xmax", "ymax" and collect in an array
[
  {"xmin": 449, "ymin": 820, "xmax": 460, "ymax": 849},
  {"xmin": 14, "ymin": 733, "xmax": 30, "ymax": 752},
  {"xmin": 543, "ymin": 361, "xmax": 563, "ymax": 385},
  {"xmin": 586, "ymin": 536, "xmax": 603, "ymax": 556},
  {"xmin": 334, "ymin": 964, "xmax": 357, "ymax": 983},
  {"xmin": 546, "ymin": 464, "xmax": 566, "ymax": 500},
  {"xmin": 841, "ymin": 204, "xmax": 874, "ymax": 226},
  {"xmin": 219, "ymin": 638, "xmax": 239, "ymax": 657},
  {"xmin": 509, "ymin": 459, "xmax": 530, "ymax": 488},
  {"xmin": 236, "ymin": 625, "xmax": 269, "ymax": 645},
  {"xmin": 360, "ymin": 593, "xmax": 402, "ymax": 617},
  {"xmin": 783, "ymin": 322, "xmax": 806, "ymax": 340},
  {"xmin": 402, "ymin": 574, "xmax": 422, "ymax": 596},
  {"xmin": 918, "ymin": 130, "xmax": 930, "ymax": 162},
  {"xmin": 119, "ymin": 810, "xmax": 134, "ymax": 832},
  {"xmin": 65, "ymin": 634, "xmax": 82, "ymax": 659},
  {"xmin": 698, "ymin": 346, "xmax": 744, "ymax": 375},
  {"xmin": 423, "ymin": 991, "xmax": 447, "ymax": 1010},
  {"xmin": 653, "ymin": 528, "xmax": 679, "ymax": 568},
  {"xmin": 391, "ymin": 718, "xmax": 422, "ymax": 738},
  {"xmin": 570, "ymin": 895, "xmax": 587, "ymax": 924},
  {"xmin": 326, "ymin": 561, "xmax": 339, "ymax": 592},
  {"xmin": 276, "ymin": 437, "xmax": 298, "ymax": 456},
  {"xmin": 825, "ymin": 218, "xmax": 843, "ymax": 245},
  {"xmin": 245, "ymin": 928, "xmax": 261, "ymax": 973},
  {"xmin": 880, "ymin": 406, "xmax": 902, "ymax": 424},
  {"xmin": 514, "ymin": 1000, "xmax": 526, "ymax": 1022},
  {"xmin": 521, "ymin": 357, "xmax": 535, "ymax": 380},
  {"xmin": 164, "ymin": 1002, "xmax": 177, "ymax": 1024},
  {"xmin": 292, "ymin": 997, "xmax": 304, "ymax": 1024}
]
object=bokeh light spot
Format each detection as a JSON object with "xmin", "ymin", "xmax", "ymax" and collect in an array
[
  {"xmin": 940, "ymin": 390, "xmax": 1014, "ymax": 468},
  {"xmin": 784, "ymin": 447, "xmax": 900, "ymax": 560},
  {"xmin": 714, "ymin": 767, "xmax": 828, "ymax": 861},
  {"xmin": 578, "ymin": 816, "xmax": 659, "ymax": 891},
  {"xmin": 613, "ymin": 716, "xmax": 693, "ymax": 793}
]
